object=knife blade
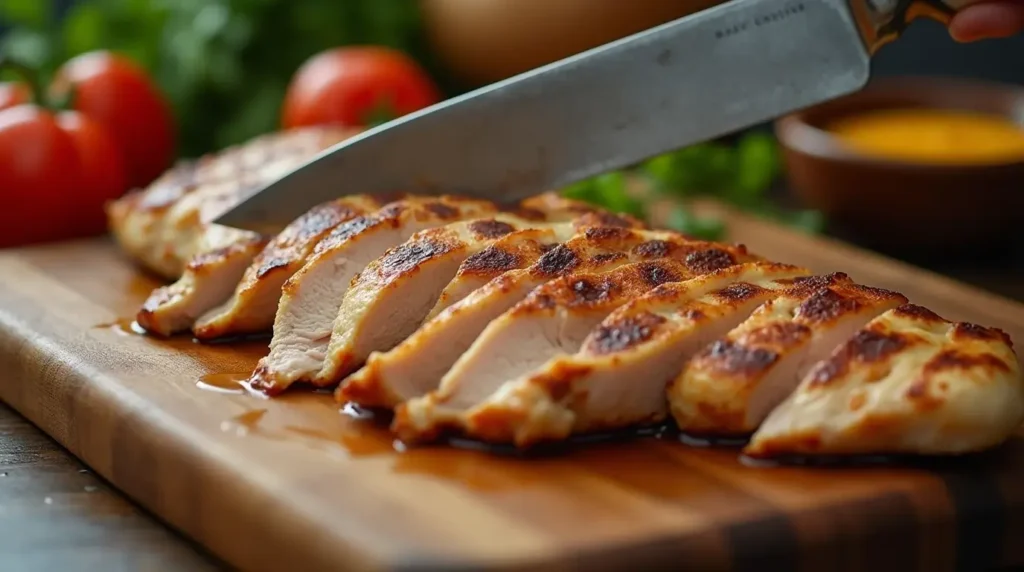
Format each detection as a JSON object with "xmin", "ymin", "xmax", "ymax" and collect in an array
[{"xmin": 211, "ymin": 0, "xmax": 958, "ymax": 231}]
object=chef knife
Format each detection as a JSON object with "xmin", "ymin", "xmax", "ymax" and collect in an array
[{"xmin": 214, "ymin": 0, "xmax": 979, "ymax": 231}]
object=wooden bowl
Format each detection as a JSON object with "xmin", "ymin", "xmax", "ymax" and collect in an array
[{"xmin": 774, "ymin": 76, "xmax": 1024, "ymax": 255}]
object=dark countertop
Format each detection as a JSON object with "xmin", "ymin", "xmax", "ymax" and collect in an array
[{"xmin": 0, "ymin": 401, "xmax": 223, "ymax": 571}]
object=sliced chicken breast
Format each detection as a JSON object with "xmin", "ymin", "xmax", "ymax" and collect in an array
[
  {"xmin": 246, "ymin": 196, "xmax": 501, "ymax": 395},
  {"xmin": 745, "ymin": 304, "xmax": 1024, "ymax": 458},
  {"xmin": 191, "ymin": 195, "xmax": 393, "ymax": 340},
  {"xmin": 429, "ymin": 262, "xmax": 812, "ymax": 447},
  {"xmin": 425, "ymin": 230, "xmax": 565, "ymax": 321},
  {"xmin": 135, "ymin": 225, "xmax": 270, "ymax": 336},
  {"xmin": 108, "ymin": 126, "xmax": 360, "ymax": 280},
  {"xmin": 315, "ymin": 210, "xmax": 616, "ymax": 388},
  {"xmin": 393, "ymin": 246, "xmax": 757, "ymax": 445},
  {"xmin": 116, "ymin": 127, "xmax": 362, "ymax": 336},
  {"xmin": 339, "ymin": 227, "xmax": 737, "ymax": 409},
  {"xmin": 670, "ymin": 273, "xmax": 908, "ymax": 437},
  {"xmin": 423, "ymin": 212, "xmax": 646, "ymax": 319}
]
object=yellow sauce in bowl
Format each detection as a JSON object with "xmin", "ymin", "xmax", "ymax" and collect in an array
[{"xmin": 827, "ymin": 108, "xmax": 1024, "ymax": 165}]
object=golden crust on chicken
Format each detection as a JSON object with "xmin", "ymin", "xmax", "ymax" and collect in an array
[
  {"xmin": 339, "ymin": 228, "xmax": 736, "ymax": 410},
  {"xmin": 745, "ymin": 304, "xmax": 1024, "ymax": 458},
  {"xmin": 107, "ymin": 126, "xmax": 360, "ymax": 279},
  {"xmin": 247, "ymin": 195, "xmax": 502, "ymax": 395},
  {"xmin": 317, "ymin": 199, "xmax": 637, "ymax": 388},
  {"xmin": 670, "ymin": 273, "xmax": 908, "ymax": 436},
  {"xmin": 433, "ymin": 262, "xmax": 810, "ymax": 447},
  {"xmin": 191, "ymin": 195, "xmax": 393, "ymax": 340},
  {"xmin": 393, "ymin": 245, "xmax": 758, "ymax": 446}
]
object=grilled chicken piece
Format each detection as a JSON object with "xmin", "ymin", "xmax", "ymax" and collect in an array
[
  {"xmin": 394, "ymin": 245, "xmax": 758, "ymax": 445},
  {"xmin": 191, "ymin": 195, "xmax": 393, "ymax": 340},
  {"xmin": 247, "ymin": 196, "xmax": 501, "ymax": 395},
  {"xmin": 670, "ymin": 273, "xmax": 908, "ymax": 437},
  {"xmin": 423, "ymin": 261, "xmax": 809, "ymax": 446},
  {"xmin": 135, "ymin": 226, "xmax": 270, "ymax": 335},
  {"xmin": 340, "ymin": 227, "xmax": 726, "ymax": 409},
  {"xmin": 424, "ymin": 229, "xmax": 564, "ymax": 322},
  {"xmin": 107, "ymin": 126, "xmax": 359, "ymax": 280},
  {"xmin": 110, "ymin": 127, "xmax": 361, "ymax": 336},
  {"xmin": 745, "ymin": 304, "xmax": 1024, "ymax": 458},
  {"xmin": 315, "ymin": 203, "xmax": 639, "ymax": 388}
]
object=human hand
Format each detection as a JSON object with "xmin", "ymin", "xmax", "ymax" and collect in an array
[{"xmin": 949, "ymin": 1, "xmax": 1024, "ymax": 42}]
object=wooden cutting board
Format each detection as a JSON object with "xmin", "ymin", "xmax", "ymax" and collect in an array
[{"xmin": 1, "ymin": 202, "xmax": 1022, "ymax": 572}]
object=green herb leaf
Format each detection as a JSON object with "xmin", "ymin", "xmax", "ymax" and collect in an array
[
  {"xmin": 729, "ymin": 131, "xmax": 781, "ymax": 206},
  {"xmin": 562, "ymin": 172, "xmax": 646, "ymax": 219},
  {"xmin": 665, "ymin": 205, "xmax": 726, "ymax": 242}
]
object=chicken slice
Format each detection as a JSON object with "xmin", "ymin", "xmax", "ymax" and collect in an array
[
  {"xmin": 670, "ymin": 273, "xmax": 908, "ymax": 437},
  {"xmin": 339, "ymin": 227, "xmax": 735, "ymax": 409},
  {"xmin": 190, "ymin": 194, "xmax": 393, "ymax": 340},
  {"xmin": 107, "ymin": 126, "xmax": 360, "ymax": 280},
  {"xmin": 135, "ymin": 225, "xmax": 270, "ymax": 336},
  {"xmin": 744, "ymin": 304, "xmax": 1024, "ymax": 458},
  {"xmin": 393, "ymin": 245, "xmax": 758, "ymax": 445},
  {"xmin": 430, "ymin": 261, "xmax": 812, "ymax": 447},
  {"xmin": 246, "ymin": 195, "xmax": 501, "ymax": 395},
  {"xmin": 315, "ymin": 207, "xmax": 624, "ymax": 389},
  {"xmin": 425, "ymin": 230, "xmax": 564, "ymax": 321},
  {"xmin": 118, "ymin": 127, "xmax": 362, "ymax": 336}
]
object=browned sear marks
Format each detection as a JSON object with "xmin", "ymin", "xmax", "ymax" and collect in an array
[
  {"xmin": 583, "ymin": 226, "xmax": 634, "ymax": 242},
  {"xmin": 684, "ymin": 248, "xmax": 736, "ymax": 274},
  {"xmin": 424, "ymin": 201, "xmax": 459, "ymax": 219},
  {"xmin": 590, "ymin": 252, "xmax": 626, "ymax": 265},
  {"xmin": 923, "ymin": 348, "xmax": 1010, "ymax": 374},
  {"xmin": 713, "ymin": 282, "xmax": 766, "ymax": 303},
  {"xmin": 638, "ymin": 262, "xmax": 683, "ymax": 288},
  {"xmin": 891, "ymin": 303, "xmax": 943, "ymax": 322},
  {"xmin": 796, "ymin": 288, "xmax": 863, "ymax": 323},
  {"xmin": 461, "ymin": 247, "xmax": 520, "ymax": 274},
  {"xmin": 255, "ymin": 257, "xmax": 290, "ymax": 278},
  {"xmin": 809, "ymin": 329, "xmax": 910, "ymax": 387},
  {"xmin": 589, "ymin": 311, "xmax": 667, "ymax": 354},
  {"xmin": 318, "ymin": 215, "xmax": 379, "ymax": 251},
  {"xmin": 632, "ymin": 240, "xmax": 673, "ymax": 258},
  {"xmin": 534, "ymin": 244, "xmax": 580, "ymax": 276},
  {"xmin": 696, "ymin": 340, "xmax": 779, "ymax": 375},
  {"xmin": 953, "ymin": 322, "xmax": 1013, "ymax": 346},
  {"xmin": 468, "ymin": 219, "xmax": 516, "ymax": 240},
  {"xmin": 570, "ymin": 278, "xmax": 617, "ymax": 304},
  {"xmin": 377, "ymin": 238, "xmax": 456, "ymax": 281}
]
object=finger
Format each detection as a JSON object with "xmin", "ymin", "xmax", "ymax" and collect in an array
[{"xmin": 948, "ymin": 1, "xmax": 1024, "ymax": 42}]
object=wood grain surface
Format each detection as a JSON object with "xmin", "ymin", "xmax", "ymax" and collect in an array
[{"xmin": 0, "ymin": 202, "xmax": 1022, "ymax": 572}]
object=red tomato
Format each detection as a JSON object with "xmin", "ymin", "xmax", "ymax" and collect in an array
[
  {"xmin": 0, "ymin": 105, "xmax": 82, "ymax": 247},
  {"xmin": 56, "ymin": 111, "xmax": 127, "ymax": 235},
  {"xmin": 52, "ymin": 51, "xmax": 175, "ymax": 190},
  {"xmin": 0, "ymin": 82, "xmax": 29, "ymax": 112},
  {"xmin": 282, "ymin": 46, "xmax": 441, "ymax": 129}
]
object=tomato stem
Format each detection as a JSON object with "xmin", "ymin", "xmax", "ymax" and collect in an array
[{"xmin": 0, "ymin": 54, "xmax": 45, "ymax": 107}]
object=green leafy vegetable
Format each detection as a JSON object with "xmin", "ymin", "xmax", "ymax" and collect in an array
[
  {"xmin": 563, "ymin": 130, "xmax": 826, "ymax": 238},
  {"xmin": 664, "ymin": 205, "xmax": 726, "ymax": 242},
  {"xmin": 0, "ymin": 0, "xmax": 432, "ymax": 158},
  {"xmin": 562, "ymin": 171, "xmax": 646, "ymax": 219}
]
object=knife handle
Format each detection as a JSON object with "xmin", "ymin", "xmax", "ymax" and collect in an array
[{"xmin": 856, "ymin": 0, "xmax": 988, "ymax": 52}]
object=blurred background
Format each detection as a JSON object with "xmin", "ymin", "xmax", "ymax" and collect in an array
[{"xmin": 2, "ymin": 0, "xmax": 1024, "ymax": 295}]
